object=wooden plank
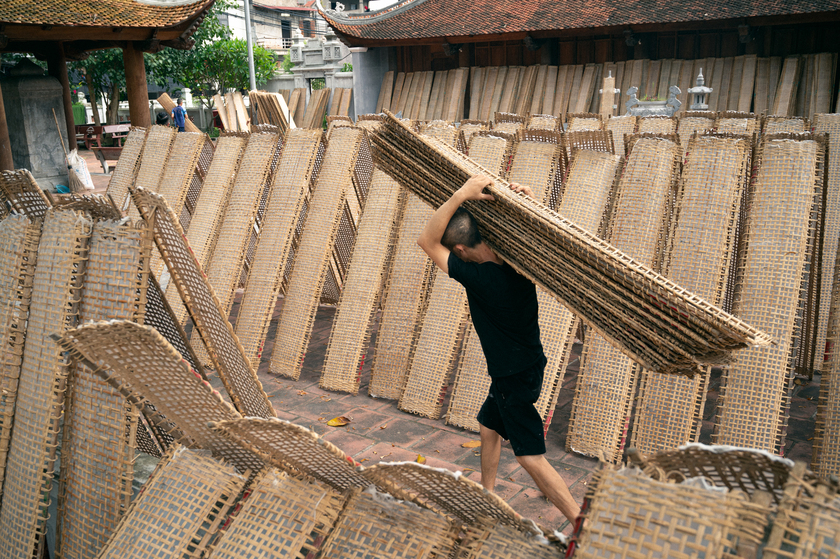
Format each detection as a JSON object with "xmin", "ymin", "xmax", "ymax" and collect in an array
[
  {"xmin": 677, "ymin": 59, "xmax": 695, "ymax": 108},
  {"xmin": 705, "ymin": 58, "xmax": 723, "ymax": 111},
  {"xmin": 542, "ymin": 66, "xmax": 558, "ymax": 116},
  {"xmin": 417, "ymin": 71, "xmax": 435, "ymax": 122},
  {"xmin": 795, "ymin": 54, "xmax": 814, "ymax": 118},
  {"xmin": 767, "ymin": 56, "xmax": 783, "ymax": 112},
  {"xmin": 665, "ymin": 59, "xmax": 681, "ymax": 104},
  {"xmin": 629, "ymin": 59, "xmax": 645, "ymax": 94},
  {"xmin": 753, "ymin": 58, "xmax": 770, "ymax": 115},
  {"xmin": 567, "ymin": 64, "xmax": 585, "ymax": 113},
  {"xmin": 225, "ymin": 92, "xmax": 238, "ymax": 132},
  {"xmin": 656, "ymin": 59, "xmax": 672, "ymax": 100},
  {"xmin": 612, "ymin": 61, "xmax": 626, "ymax": 112},
  {"xmin": 737, "ymin": 55, "xmax": 758, "ymax": 113},
  {"xmin": 717, "ymin": 57, "xmax": 735, "ymax": 112},
  {"xmin": 645, "ymin": 60, "xmax": 662, "ymax": 99},
  {"xmin": 514, "ymin": 65, "xmax": 535, "ymax": 115},
  {"xmin": 560, "ymin": 64, "xmax": 577, "ymax": 117},
  {"xmin": 772, "ymin": 56, "xmax": 801, "ymax": 116},
  {"xmin": 479, "ymin": 67, "xmax": 498, "ymax": 121},
  {"xmin": 589, "ymin": 64, "xmax": 604, "ymax": 112},
  {"xmin": 338, "ymin": 89, "xmax": 352, "ymax": 117},
  {"xmin": 456, "ymin": 68, "xmax": 470, "ymax": 121},
  {"xmin": 328, "ymin": 88, "xmax": 343, "ymax": 116},
  {"xmin": 426, "ymin": 71, "xmax": 443, "ymax": 120},
  {"xmin": 551, "ymin": 65, "xmax": 568, "ymax": 117},
  {"xmin": 433, "ymin": 70, "xmax": 449, "ymax": 120},
  {"xmin": 233, "ymin": 91, "xmax": 250, "ymax": 131},
  {"xmin": 814, "ymin": 53, "xmax": 836, "ymax": 116},
  {"xmin": 530, "ymin": 64, "xmax": 549, "ymax": 114},
  {"xmin": 287, "ymin": 90, "xmax": 301, "ymax": 123},
  {"xmin": 408, "ymin": 72, "xmax": 426, "ymax": 119},
  {"xmin": 489, "ymin": 66, "xmax": 508, "ymax": 117},
  {"xmin": 727, "ymin": 55, "xmax": 745, "ymax": 111},
  {"xmin": 573, "ymin": 63, "xmax": 596, "ymax": 113},
  {"xmin": 375, "ymin": 70, "xmax": 394, "ymax": 113},
  {"xmin": 213, "ymin": 93, "xmax": 229, "ymax": 131},
  {"xmin": 390, "ymin": 72, "xmax": 406, "ymax": 114},
  {"xmin": 442, "ymin": 68, "xmax": 467, "ymax": 121},
  {"xmin": 296, "ymin": 89, "xmax": 306, "ymax": 123},
  {"xmin": 469, "ymin": 67, "xmax": 484, "ymax": 120},
  {"xmin": 498, "ymin": 66, "xmax": 520, "ymax": 114},
  {"xmin": 396, "ymin": 72, "xmax": 414, "ymax": 116},
  {"xmin": 439, "ymin": 69, "xmax": 456, "ymax": 121}
]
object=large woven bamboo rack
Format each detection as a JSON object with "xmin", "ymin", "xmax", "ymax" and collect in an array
[{"xmin": 370, "ymin": 111, "xmax": 772, "ymax": 376}]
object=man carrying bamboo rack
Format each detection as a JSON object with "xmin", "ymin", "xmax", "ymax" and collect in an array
[{"xmin": 418, "ymin": 174, "xmax": 581, "ymax": 525}]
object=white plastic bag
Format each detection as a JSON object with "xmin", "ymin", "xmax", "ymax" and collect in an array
[{"xmin": 67, "ymin": 149, "xmax": 94, "ymax": 190}]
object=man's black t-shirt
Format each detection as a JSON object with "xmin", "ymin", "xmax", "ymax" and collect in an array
[{"xmin": 448, "ymin": 252, "xmax": 545, "ymax": 378}]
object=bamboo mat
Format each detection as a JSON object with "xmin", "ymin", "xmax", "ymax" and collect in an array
[
  {"xmin": 104, "ymin": 126, "xmax": 147, "ymax": 211},
  {"xmin": 188, "ymin": 131, "xmax": 280, "ymax": 366},
  {"xmin": 127, "ymin": 125, "xmax": 176, "ymax": 220},
  {"xmin": 458, "ymin": 119, "xmax": 489, "ymax": 144},
  {"xmin": 94, "ymin": 445, "xmax": 247, "ymax": 559},
  {"xmin": 814, "ymin": 271, "xmax": 840, "ymax": 478},
  {"xmin": 54, "ymin": 320, "xmax": 266, "ymax": 474},
  {"xmin": 0, "ymin": 209, "xmax": 91, "ymax": 559},
  {"xmin": 0, "ymin": 169, "xmax": 52, "ymax": 220},
  {"xmin": 714, "ymin": 134, "xmax": 824, "ymax": 454},
  {"xmin": 457, "ymin": 517, "xmax": 563, "ymax": 559},
  {"xmin": 362, "ymin": 462, "xmax": 543, "ymax": 535},
  {"xmin": 676, "ymin": 112, "xmax": 716, "ymax": 154},
  {"xmin": 637, "ymin": 116, "xmax": 677, "ymax": 135},
  {"xmin": 567, "ymin": 135, "xmax": 680, "ymax": 462},
  {"xmin": 491, "ymin": 111, "xmax": 526, "ymax": 135},
  {"xmin": 211, "ymin": 417, "xmax": 371, "ymax": 492},
  {"xmin": 567, "ymin": 113, "xmax": 603, "ymax": 131},
  {"xmin": 605, "ymin": 116, "xmax": 636, "ymax": 158},
  {"xmin": 132, "ymin": 188, "xmax": 276, "ymax": 420},
  {"xmin": 166, "ymin": 133, "xmax": 248, "ymax": 325},
  {"xmin": 270, "ymin": 127, "xmax": 367, "ymax": 380},
  {"xmin": 398, "ymin": 131, "xmax": 512, "ymax": 419},
  {"xmin": 527, "ymin": 114, "xmax": 560, "ymax": 131},
  {"xmin": 320, "ymin": 169, "xmax": 403, "ymax": 394},
  {"xmin": 317, "ymin": 486, "xmax": 458, "ymax": 559},
  {"xmin": 368, "ymin": 194, "xmax": 434, "ymax": 400},
  {"xmin": 205, "ymin": 469, "xmax": 345, "ymax": 559},
  {"xmin": 810, "ymin": 114, "xmax": 840, "ymax": 375},
  {"xmin": 764, "ymin": 116, "xmax": 809, "ymax": 134},
  {"xmin": 57, "ymin": 219, "xmax": 150, "ymax": 559},
  {"xmin": 371, "ymin": 113, "xmax": 771, "ymax": 377},
  {"xmin": 0, "ymin": 215, "xmax": 40, "ymax": 498},
  {"xmin": 715, "ymin": 111, "xmax": 759, "ymax": 136},
  {"xmin": 234, "ymin": 129, "xmax": 324, "ymax": 367},
  {"xmin": 575, "ymin": 467, "xmax": 766, "ymax": 559},
  {"xmin": 632, "ymin": 134, "xmax": 751, "ymax": 457}
]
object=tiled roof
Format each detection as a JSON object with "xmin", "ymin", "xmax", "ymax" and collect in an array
[
  {"xmin": 0, "ymin": 0, "xmax": 214, "ymax": 28},
  {"xmin": 319, "ymin": 0, "xmax": 840, "ymax": 42}
]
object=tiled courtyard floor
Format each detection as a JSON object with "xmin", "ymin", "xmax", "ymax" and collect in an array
[{"xmin": 198, "ymin": 295, "xmax": 821, "ymax": 533}]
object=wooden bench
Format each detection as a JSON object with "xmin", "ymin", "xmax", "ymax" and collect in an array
[
  {"xmin": 75, "ymin": 125, "xmax": 104, "ymax": 150},
  {"xmin": 90, "ymin": 146, "xmax": 123, "ymax": 173},
  {"xmin": 103, "ymin": 124, "xmax": 131, "ymax": 146}
]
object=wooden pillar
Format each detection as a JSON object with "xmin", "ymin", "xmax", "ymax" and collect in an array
[
  {"xmin": 46, "ymin": 42, "xmax": 76, "ymax": 152},
  {"xmin": 0, "ymin": 84, "xmax": 14, "ymax": 170},
  {"xmin": 123, "ymin": 42, "xmax": 151, "ymax": 127}
]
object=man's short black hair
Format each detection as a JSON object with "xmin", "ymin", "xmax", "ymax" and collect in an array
[
  {"xmin": 156, "ymin": 111, "xmax": 170, "ymax": 125},
  {"xmin": 442, "ymin": 207, "xmax": 481, "ymax": 250}
]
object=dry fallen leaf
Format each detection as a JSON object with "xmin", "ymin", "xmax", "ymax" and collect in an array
[
  {"xmin": 416, "ymin": 454, "xmax": 426, "ymax": 464},
  {"xmin": 297, "ymin": 390, "xmax": 308, "ymax": 396},
  {"xmin": 360, "ymin": 458, "xmax": 369, "ymax": 463},
  {"xmin": 326, "ymin": 416, "xmax": 351, "ymax": 427},
  {"xmin": 462, "ymin": 440, "xmax": 482, "ymax": 448},
  {"xmin": 380, "ymin": 424, "xmax": 387, "ymax": 429}
]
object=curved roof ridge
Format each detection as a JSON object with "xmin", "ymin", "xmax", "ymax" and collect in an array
[
  {"xmin": 318, "ymin": 0, "xmax": 430, "ymax": 25},
  {"xmin": 0, "ymin": 0, "xmax": 215, "ymax": 29}
]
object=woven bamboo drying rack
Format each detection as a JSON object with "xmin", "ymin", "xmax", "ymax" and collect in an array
[
  {"xmin": 605, "ymin": 116, "xmax": 637, "ymax": 158},
  {"xmin": 317, "ymin": 486, "xmax": 459, "ymax": 559},
  {"xmin": 456, "ymin": 517, "xmax": 563, "ymax": 559},
  {"xmin": 270, "ymin": 127, "xmax": 368, "ymax": 380},
  {"xmin": 573, "ymin": 466, "xmax": 767, "ymax": 559},
  {"xmin": 176, "ymin": 134, "xmax": 215, "ymax": 232},
  {"xmin": 56, "ymin": 219, "xmax": 151, "ymax": 559},
  {"xmin": 367, "ymin": 192, "xmax": 434, "ymax": 400},
  {"xmin": 145, "ymin": 272, "xmax": 205, "ymax": 379},
  {"xmin": 54, "ymin": 320, "xmax": 266, "ymax": 474},
  {"xmin": 562, "ymin": 129, "xmax": 615, "ymax": 169},
  {"xmin": 370, "ymin": 112, "xmax": 771, "ymax": 377},
  {"xmin": 763, "ymin": 462, "xmax": 840, "ymax": 559},
  {"xmin": 104, "ymin": 126, "xmax": 147, "ymax": 211},
  {"xmin": 362, "ymin": 462, "xmax": 544, "ymax": 535},
  {"xmin": 234, "ymin": 129, "xmax": 324, "ymax": 366},
  {"xmin": 205, "ymin": 469, "xmax": 346, "ymax": 559},
  {"xmin": 567, "ymin": 135, "xmax": 682, "ymax": 462},
  {"xmin": 95, "ymin": 445, "xmax": 247, "ymax": 559},
  {"xmin": 0, "ymin": 214, "xmax": 40, "ymax": 497},
  {"xmin": 527, "ymin": 113, "xmax": 561, "ymax": 131},
  {"xmin": 811, "ymin": 114, "xmax": 840, "ymax": 379},
  {"xmin": 714, "ymin": 133, "xmax": 825, "ymax": 454},
  {"xmin": 126, "ymin": 124, "xmax": 176, "ymax": 220},
  {"xmin": 131, "ymin": 187, "xmax": 275, "ymax": 419},
  {"xmin": 0, "ymin": 169, "xmax": 52, "ymax": 220},
  {"xmin": 632, "ymin": 133, "xmax": 752, "ymax": 457},
  {"xmin": 398, "ymin": 130, "xmax": 512, "ymax": 419},
  {"xmin": 320, "ymin": 168, "xmax": 404, "ymax": 394},
  {"xmin": 764, "ymin": 115, "xmax": 809, "ymax": 134},
  {"xmin": 492, "ymin": 111, "xmax": 526, "ymax": 135},
  {"xmin": 54, "ymin": 192, "xmax": 122, "ymax": 221},
  {"xmin": 630, "ymin": 443, "xmax": 814, "ymax": 506},
  {"xmin": 166, "ymin": 133, "xmax": 248, "ymax": 325},
  {"xmin": 458, "ymin": 119, "xmax": 489, "ymax": 143},
  {"xmin": 421, "ymin": 121, "xmax": 467, "ymax": 153},
  {"xmin": 211, "ymin": 417, "xmax": 372, "ymax": 492},
  {"xmin": 714, "ymin": 111, "xmax": 760, "ymax": 135},
  {"xmin": 188, "ymin": 131, "xmax": 281, "ymax": 367},
  {"xmin": 676, "ymin": 112, "xmax": 716, "ymax": 155},
  {"xmin": 567, "ymin": 113, "xmax": 604, "ymax": 131},
  {"xmin": 0, "ymin": 209, "xmax": 91, "ymax": 559},
  {"xmin": 637, "ymin": 115, "xmax": 678, "ymax": 135}
]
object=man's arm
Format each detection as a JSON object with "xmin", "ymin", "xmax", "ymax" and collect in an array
[{"xmin": 417, "ymin": 174, "xmax": 494, "ymax": 274}]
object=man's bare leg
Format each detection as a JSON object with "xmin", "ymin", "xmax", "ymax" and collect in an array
[
  {"xmin": 516, "ymin": 454, "xmax": 581, "ymax": 524},
  {"xmin": 479, "ymin": 424, "xmax": 502, "ymax": 491}
]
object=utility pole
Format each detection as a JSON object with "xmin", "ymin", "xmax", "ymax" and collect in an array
[{"xmin": 243, "ymin": 0, "xmax": 257, "ymax": 91}]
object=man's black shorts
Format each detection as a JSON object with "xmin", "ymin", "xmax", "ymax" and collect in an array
[{"xmin": 476, "ymin": 362, "xmax": 546, "ymax": 456}]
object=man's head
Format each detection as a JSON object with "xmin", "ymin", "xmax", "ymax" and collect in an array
[
  {"xmin": 177, "ymin": 99, "xmax": 184, "ymax": 106},
  {"xmin": 442, "ymin": 207, "xmax": 484, "ymax": 262},
  {"xmin": 156, "ymin": 111, "xmax": 170, "ymax": 126}
]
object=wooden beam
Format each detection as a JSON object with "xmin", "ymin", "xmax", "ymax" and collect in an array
[
  {"xmin": 45, "ymin": 42, "xmax": 75, "ymax": 152},
  {"xmin": 123, "ymin": 41, "xmax": 151, "ymax": 128},
  {"xmin": 0, "ymin": 83, "xmax": 14, "ymax": 171}
]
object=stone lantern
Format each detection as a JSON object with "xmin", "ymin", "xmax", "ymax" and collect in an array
[{"xmin": 687, "ymin": 69, "xmax": 713, "ymax": 111}]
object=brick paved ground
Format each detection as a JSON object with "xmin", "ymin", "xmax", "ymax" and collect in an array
[{"xmin": 197, "ymin": 296, "xmax": 821, "ymax": 533}]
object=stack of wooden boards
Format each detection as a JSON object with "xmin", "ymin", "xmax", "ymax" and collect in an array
[
  {"xmin": 278, "ymin": 87, "xmax": 353, "ymax": 129},
  {"xmin": 249, "ymin": 90, "xmax": 294, "ymax": 133},
  {"xmin": 377, "ymin": 53, "xmax": 838, "ymax": 122},
  {"xmin": 213, "ymin": 91, "xmax": 251, "ymax": 132}
]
